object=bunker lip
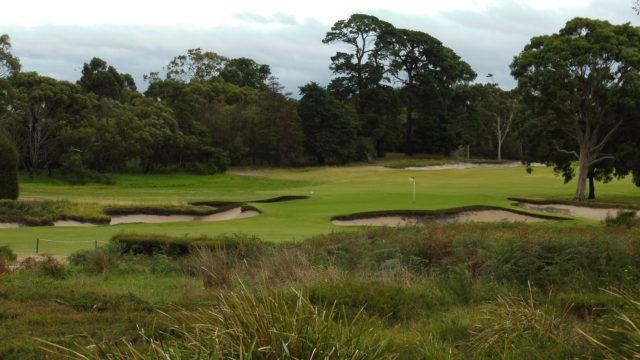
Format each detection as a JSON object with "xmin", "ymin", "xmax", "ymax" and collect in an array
[
  {"xmin": 192, "ymin": 196, "xmax": 309, "ymax": 206},
  {"xmin": 331, "ymin": 205, "xmax": 569, "ymax": 226},
  {"xmin": 510, "ymin": 198, "xmax": 639, "ymax": 221},
  {"xmin": 508, "ymin": 197, "xmax": 640, "ymax": 210},
  {"xmin": 251, "ymin": 195, "xmax": 310, "ymax": 203}
]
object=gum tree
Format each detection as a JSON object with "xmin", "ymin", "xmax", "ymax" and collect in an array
[{"xmin": 511, "ymin": 17, "xmax": 640, "ymax": 201}]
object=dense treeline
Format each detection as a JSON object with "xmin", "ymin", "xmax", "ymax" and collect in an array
[
  {"xmin": 0, "ymin": 18, "xmax": 520, "ymax": 181},
  {"xmin": 1, "ymin": 15, "xmax": 638, "ymax": 198}
]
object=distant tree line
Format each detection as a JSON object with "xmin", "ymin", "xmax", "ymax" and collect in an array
[{"xmin": 0, "ymin": 15, "xmax": 639, "ymax": 200}]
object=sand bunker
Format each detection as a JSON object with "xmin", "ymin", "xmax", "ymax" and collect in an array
[
  {"xmin": 516, "ymin": 202, "xmax": 638, "ymax": 221},
  {"xmin": 108, "ymin": 206, "xmax": 259, "ymax": 225},
  {"xmin": 0, "ymin": 222, "xmax": 22, "ymax": 229},
  {"xmin": 332, "ymin": 208, "xmax": 559, "ymax": 227},
  {"xmin": 2, "ymin": 206, "xmax": 260, "ymax": 228},
  {"xmin": 405, "ymin": 161, "xmax": 546, "ymax": 171}
]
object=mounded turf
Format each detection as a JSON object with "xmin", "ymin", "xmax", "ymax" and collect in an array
[{"xmin": 1, "ymin": 164, "xmax": 638, "ymax": 254}]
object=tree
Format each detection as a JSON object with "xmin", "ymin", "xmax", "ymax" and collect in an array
[
  {"xmin": 388, "ymin": 28, "xmax": 476, "ymax": 155},
  {"xmin": 479, "ymin": 84, "xmax": 517, "ymax": 160},
  {"xmin": 163, "ymin": 48, "xmax": 227, "ymax": 82},
  {"xmin": 8, "ymin": 72, "xmax": 81, "ymax": 176},
  {"xmin": 219, "ymin": 57, "xmax": 271, "ymax": 89},
  {"xmin": 635, "ymin": 0, "xmax": 639, "ymax": 14},
  {"xmin": 0, "ymin": 34, "xmax": 20, "ymax": 78},
  {"xmin": 78, "ymin": 57, "xmax": 136, "ymax": 101},
  {"xmin": 1, "ymin": 34, "xmax": 20, "ymax": 124},
  {"xmin": 298, "ymin": 83, "xmax": 358, "ymax": 164},
  {"xmin": 511, "ymin": 17, "xmax": 640, "ymax": 201},
  {"xmin": 0, "ymin": 134, "xmax": 19, "ymax": 199},
  {"xmin": 322, "ymin": 14, "xmax": 394, "ymax": 113}
]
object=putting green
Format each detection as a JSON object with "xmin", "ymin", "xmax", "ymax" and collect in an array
[{"xmin": 1, "ymin": 164, "xmax": 638, "ymax": 254}]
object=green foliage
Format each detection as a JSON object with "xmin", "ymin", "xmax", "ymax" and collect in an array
[
  {"xmin": 0, "ymin": 199, "xmax": 108, "ymax": 225},
  {"xmin": 78, "ymin": 57, "xmax": 136, "ymax": 101},
  {"xmin": 58, "ymin": 153, "xmax": 113, "ymax": 185},
  {"xmin": 298, "ymin": 82, "xmax": 359, "ymax": 164},
  {"xmin": 511, "ymin": 17, "xmax": 640, "ymax": 200},
  {"xmin": 604, "ymin": 210, "xmax": 638, "ymax": 228},
  {"xmin": 0, "ymin": 135, "xmax": 19, "ymax": 199},
  {"xmin": 47, "ymin": 287, "xmax": 397, "ymax": 360},
  {"xmin": 0, "ymin": 34, "xmax": 21, "ymax": 78},
  {"xmin": 0, "ymin": 245, "xmax": 16, "ymax": 263},
  {"xmin": 68, "ymin": 248, "xmax": 119, "ymax": 275},
  {"xmin": 112, "ymin": 233, "xmax": 266, "ymax": 258}
]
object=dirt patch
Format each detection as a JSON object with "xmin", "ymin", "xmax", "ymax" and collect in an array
[
  {"xmin": 516, "ymin": 202, "xmax": 638, "ymax": 221},
  {"xmin": 331, "ymin": 206, "xmax": 566, "ymax": 227},
  {"xmin": 404, "ymin": 161, "xmax": 546, "ymax": 171}
]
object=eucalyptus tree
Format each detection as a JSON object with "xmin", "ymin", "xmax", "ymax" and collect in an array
[
  {"xmin": 480, "ymin": 84, "xmax": 517, "ymax": 160},
  {"xmin": 511, "ymin": 17, "xmax": 640, "ymax": 201},
  {"xmin": 78, "ymin": 57, "xmax": 137, "ymax": 101},
  {"xmin": 163, "ymin": 48, "xmax": 228, "ymax": 82},
  {"xmin": 220, "ymin": 57, "xmax": 271, "ymax": 89},
  {"xmin": 0, "ymin": 34, "xmax": 20, "ymax": 78}
]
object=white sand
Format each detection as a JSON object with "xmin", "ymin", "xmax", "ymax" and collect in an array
[
  {"xmin": 53, "ymin": 220, "xmax": 102, "ymax": 227},
  {"xmin": 332, "ymin": 210, "xmax": 549, "ymax": 227},
  {"xmin": 406, "ymin": 162, "xmax": 546, "ymax": 171},
  {"xmin": 110, "ymin": 206, "xmax": 259, "ymax": 225},
  {"xmin": 517, "ymin": 202, "xmax": 637, "ymax": 221},
  {"xmin": 0, "ymin": 222, "xmax": 22, "ymax": 229}
]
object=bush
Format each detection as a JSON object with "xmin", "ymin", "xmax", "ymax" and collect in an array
[
  {"xmin": 58, "ymin": 153, "xmax": 114, "ymax": 185},
  {"xmin": 33, "ymin": 256, "xmax": 66, "ymax": 279},
  {"xmin": 604, "ymin": 210, "xmax": 638, "ymax": 228},
  {"xmin": 0, "ymin": 135, "xmax": 19, "ymax": 200},
  {"xmin": 112, "ymin": 233, "xmax": 266, "ymax": 259},
  {"xmin": 69, "ymin": 248, "xmax": 118, "ymax": 275},
  {"xmin": 0, "ymin": 246, "xmax": 16, "ymax": 263}
]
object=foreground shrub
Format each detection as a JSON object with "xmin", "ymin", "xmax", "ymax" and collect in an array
[
  {"xmin": 36, "ymin": 257, "xmax": 67, "ymax": 278},
  {"xmin": 113, "ymin": 233, "xmax": 266, "ymax": 258},
  {"xmin": 581, "ymin": 290, "xmax": 640, "ymax": 359},
  {"xmin": 44, "ymin": 287, "xmax": 397, "ymax": 359},
  {"xmin": 0, "ymin": 245, "xmax": 16, "ymax": 263},
  {"xmin": 69, "ymin": 248, "xmax": 118, "ymax": 275}
]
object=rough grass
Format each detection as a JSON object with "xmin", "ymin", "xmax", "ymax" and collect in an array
[{"xmin": 1, "ymin": 224, "xmax": 639, "ymax": 358}]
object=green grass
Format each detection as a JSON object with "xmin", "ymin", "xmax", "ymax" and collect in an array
[{"xmin": 1, "ymin": 164, "xmax": 639, "ymax": 254}]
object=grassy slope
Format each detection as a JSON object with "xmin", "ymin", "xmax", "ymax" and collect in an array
[{"xmin": 1, "ymin": 165, "xmax": 638, "ymax": 254}]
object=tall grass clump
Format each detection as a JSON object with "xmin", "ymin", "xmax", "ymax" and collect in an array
[
  {"xmin": 43, "ymin": 286, "xmax": 397, "ymax": 359},
  {"xmin": 69, "ymin": 248, "xmax": 119, "ymax": 275},
  {"xmin": 580, "ymin": 290, "xmax": 640, "ymax": 359}
]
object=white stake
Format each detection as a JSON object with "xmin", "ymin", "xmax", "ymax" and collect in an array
[{"xmin": 409, "ymin": 176, "xmax": 416, "ymax": 201}]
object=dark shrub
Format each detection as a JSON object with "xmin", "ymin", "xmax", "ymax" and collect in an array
[
  {"xmin": 0, "ymin": 246, "xmax": 17, "ymax": 263},
  {"xmin": 0, "ymin": 135, "xmax": 19, "ymax": 200}
]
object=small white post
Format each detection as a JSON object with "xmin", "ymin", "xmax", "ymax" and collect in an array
[{"xmin": 409, "ymin": 176, "xmax": 416, "ymax": 201}]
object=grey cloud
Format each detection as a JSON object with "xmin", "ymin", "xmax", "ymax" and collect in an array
[
  {"xmin": 3, "ymin": 2, "xmax": 638, "ymax": 97},
  {"xmin": 233, "ymin": 12, "xmax": 298, "ymax": 26}
]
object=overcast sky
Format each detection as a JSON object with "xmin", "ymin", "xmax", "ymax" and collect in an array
[{"xmin": 2, "ymin": 0, "xmax": 638, "ymax": 96}]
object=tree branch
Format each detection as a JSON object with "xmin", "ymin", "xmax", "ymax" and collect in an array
[{"xmin": 555, "ymin": 146, "xmax": 579, "ymax": 160}]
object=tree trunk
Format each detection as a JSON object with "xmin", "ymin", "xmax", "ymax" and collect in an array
[
  {"xmin": 404, "ymin": 103, "xmax": 414, "ymax": 156},
  {"xmin": 497, "ymin": 138, "xmax": 502, "ymax": 161},
  {"xmin": 574, "ymin": 148, "xmax": 589, "ymax": 201},
  {"xmin": 588, "ymin": 168, "xmax": 595, "ymax": 200}
]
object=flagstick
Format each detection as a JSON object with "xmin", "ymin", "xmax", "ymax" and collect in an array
[{"xmin": 412, "ymin": 180, "xmax": 416, "ymax": 201}]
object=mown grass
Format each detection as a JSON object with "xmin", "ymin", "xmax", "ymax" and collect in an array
[
  {"xmin": 2, "ymin": 223, "xmax": 640, "ymax": 358},
  {"xmin": 2, "ymin": 163, "xmax": 639, "ymax": 255}
]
